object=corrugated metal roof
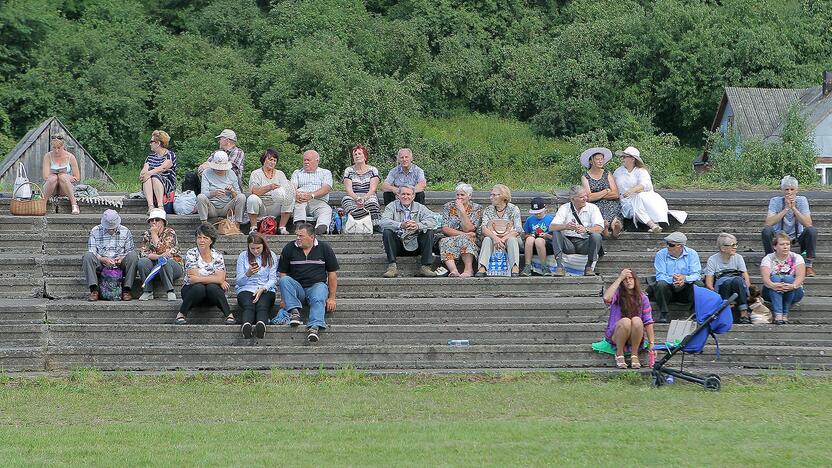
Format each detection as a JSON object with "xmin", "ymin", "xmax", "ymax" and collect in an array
[{"xmin": 723, "ymin": 86, "xmax": 813, "ymax": 140}]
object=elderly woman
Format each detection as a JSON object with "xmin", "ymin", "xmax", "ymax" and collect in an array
[
  {"xmin": 174, "ymin": 224, "xmax": 233, "ymax": 325},
  {"xmin": 612, "ymin": 146, "xmax": 671, "ymax": 234},
  {"xmin": 139, "ymin": 130, "xmax": 177, "ymax": 214},
  {"xmin": 137, "ymin": 208, "xmax": 183, "ymax": 302},
  {"xmin": 704, "ymin": 233, "xmax": 752, "ymax": 324},
  {"xmin": 341, "ymin": 144, "xmax": 381, "ymax": 229},
  {"xmin": 247, "ymin": 148, "xmax": 294, "ymax": 235},
  {"xmin": 41, "ymin": 133, "xmax": 81, "ymax": 214},
  {"xmin": 603, "ymin": 268, "xmax": 655, "ymax": 369},
  {"xmin": 236, "ymin": 233, "xmax": 278, "ymax": 339},
  {"xmin": 580, "ymin": 147, "xmax": 622, "ymax": 238},
  {"xmin": 760, "ymin": 232, "xmax": 806, "ymax": 325},
  {"xmin": 476, "ymin": 184, "xmax": 522, "ymax": 277},
  {"xmin": 440, "ymin": 182, "xmax": 483, "ymax": 277}
]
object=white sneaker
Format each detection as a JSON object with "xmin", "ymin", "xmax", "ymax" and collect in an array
[
  {"xmin": 166, "ymin": 291, "xmax": 177, "ymax": 301},
  {"xmin": 139, "ymin": 291, "xmax": 154, "ymax": 301}
]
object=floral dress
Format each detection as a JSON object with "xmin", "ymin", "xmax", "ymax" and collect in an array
[
  {"xmin": 139, "ymin": 227, "xmax": 182, "ymax": 264},
  {"xmin": 182, "ymin": 247, "xmax": 225, "ymax": 286},
  {"xmin": 439, "ymin": 201, "xmax": 483, "ymax": 261},
  {"xmin": 583, "ymin": 169, "xmax": 621, "ymax": 225}
]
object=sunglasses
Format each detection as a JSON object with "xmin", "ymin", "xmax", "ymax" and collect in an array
[
  {"xmin": 149, "ymin": 218, "xmax": 164, "ymax": 223},
  {"xmin": 149, "ymin": 140, "xmax": 158, "ymax": 144},
  {"xmin": 51, "ymin": 135, "xmax": 64, "ymax": 140},
  {"xmin": 666, "ymin": 242, "xmax": 681, "ymax": 247},
  {"xmin": 722, "ymin": 243, "xmax": 738, "ymax": 248}
]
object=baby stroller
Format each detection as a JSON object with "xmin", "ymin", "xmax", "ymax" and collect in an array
[{"xmin": 652, "ymin": 286, "xmax": 736, "ymax": 391}]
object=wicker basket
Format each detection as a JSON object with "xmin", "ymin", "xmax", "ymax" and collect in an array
[{"xmin": 10, "ymin": 182, "xmax": 47, "ymax": 216}]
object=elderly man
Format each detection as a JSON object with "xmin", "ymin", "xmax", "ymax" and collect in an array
[
  {"xmin": 379, "ymin": 185, "xmax": 437, "ymax": 278},
  {"xmin": 196, "ymin": 151, "xmax": 247, "ymax": 230},
  {"xmin": 762, "ymin": 175, "xmax": 817, "ymax": 277},
  {"xmin": 278, "ymin": 222, "xmax": 339, "ymax": 343},
  {"xmin": 199, "ymin": 129, "xmax": 245, "ymax": 190},
  {"xmin": 651, "ymin": 231, "xmax": 703, "ymax": 323},
  {"xmin": 382, "ymin": 148, "xmax": 427, "ymax": 205},
  {"xmin": 82, "ymin": 209, "xmax": 138, "ymax": 301},
  {"xmin": 291, "ymin": 150, "xmax": 333, "ymax": 235},
  {"xmin": 549, "ymin": 185, "xmax": 604, "ymax": 276}
]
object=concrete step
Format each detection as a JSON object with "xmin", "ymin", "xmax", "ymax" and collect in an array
[
  {"xmin": 0, "ymin": 347, "xmax": 46, "ymax": 372},
  {"xmin": 0, "ymin": 324, "xmax": 47, "ymax": 347},
  {"xmin": 0, "ymin": 277, "xmax": 44, "ymax": 299}
]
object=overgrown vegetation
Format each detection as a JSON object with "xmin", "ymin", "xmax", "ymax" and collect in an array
[{"xmin": 1, "ymin": 0, "xmax": 828, "ymax": 188}]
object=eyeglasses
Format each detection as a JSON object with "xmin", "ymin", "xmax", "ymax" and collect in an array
[
  {"xmin": 149, "ymin": 218, "xmax": 164, "ymax": 223},
  {"xmin": 722, "ymin": 243, "xmax": 738, "ymax": 248},
  {"xmin": 51, "ymin": 135, "xmax": 64, "ymax": 140},
  {"xmin": 666, "ymin": 242, "xmax": 681, "ymax": 247}
]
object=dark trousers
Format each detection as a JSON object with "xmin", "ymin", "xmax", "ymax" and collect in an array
[
  {"xmin": 762, "ymin": 225, "xmax": 816, "ymax": 257},
  {"xmin": 716, "ymin": 276, "xmax": 749, "ymax": 311},
  {"xmin": 652, "ymin": 280, "xmax": 704, "ymax": 315},
  {"xmin": 551, "ymin": 232, "xmax": 602, "ymax": 268},
  {"xmin": 383, "ymin": 191, "xmax": 425, "ymax": 205},
  {"xmin": 180, "ymin": 283, "xmax": 231, "ymax": 317},
  {"xmin": 382, "ymin": 228, "xmax": 435, "ymax": 265},
  {"xmin": 236, "ymin": 290, "xmax": 276, "ymax": 324}
]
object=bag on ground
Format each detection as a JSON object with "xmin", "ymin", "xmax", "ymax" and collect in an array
[
  {"xmin": 344, "ymin": 209, "xmax": 373, "ymax": 234},
  {"xmin": 99, "ymin": 266, "xmax": 123, "ymax": 301},
  {"xmin": 487, "ymin": 250, "xmax": 510, "ymax": 276},
  {"xmin": 258, "ymin": 216, "xmax": 277, "ymax": 235},
  {"xmin": 173, "ymin": 190, "xmax": 197, "ymax": 215}
]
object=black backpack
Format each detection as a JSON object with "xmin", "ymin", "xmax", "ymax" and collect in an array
[{"xmin": 182, "ymin": 171, "xmax": 200, "ymax": 195}]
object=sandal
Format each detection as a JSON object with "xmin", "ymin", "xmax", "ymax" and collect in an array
[
  {"xmin": 71, "ymin": 205, "xmax": 80, "ymax": 215},
  {"xmin": 224, "ymin": 315, "xmax": 236, "ymax": 325},
  {"xmin": 615, "ymin": 355, "xmax": 627, "ymax": 369},
  {"xmin": 630, "ymin": 355, "xmax": 641, "ymax": 369},
  {"xmin": 174, "ymin": 315, "xmax": 187, "ymax": 325}
]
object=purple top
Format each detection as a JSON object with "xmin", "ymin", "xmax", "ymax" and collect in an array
[{"xmin": 604, "ymin": 290, "xmax": 654, "ymax": 345}]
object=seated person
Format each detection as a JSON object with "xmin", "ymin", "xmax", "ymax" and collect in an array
[
  {"xmin": 137, "ymin": 208, "xmax": 183, "ymax": 301},
  {"xmin": 247, "ymin": 148, "xmax": 294, "ymax": 235},
  {"xmin": 762, "ymin": 175, "xmax": 817, "ymax": 277},
  {"xmin": 290, "ymin": 150, "xmax": 333, "ymax": 235},
  {"xmin": 379, "ymin": 185, "xmax": 437, "ymax": 278},
  {"xmin": 236, "ymin": 233, "xmax": 278, "ymax": 339},
  {"xmin": 580, "ymin": 147, "xmax": 622, "ymax": 238},
  {"xmin": 199, "ymin": 128, "xmax": 245, "ymax": 190},
  {"xmin": 439, "ymin": 182, "xmax": 483, "ymax": 277},
  {"xmin": 613, "ymin": 146, "xmax": 678, "ymax": 234},
  {"xmin": 476, "ymin": 184, "xmax": 522, "ymax": 277},
  {"xmin": 41, "ymin": 133, "xmax": 81, "ymax": 214},
  {"xmin": 704, "ymin": 232, "xmax": 752, "ymax": 324},
  {"xmin": 342, "ymin": 144, "xmax": 382, "ymax": 229},
  {"xmin": 760, "ymin": 232, "xmax": 806, "ymax": 325},
  {"xmin": 603, "ymin": 268, "xmax": 655, "ymax": 369},
  {"xmin": 522, "ymin": 197, "xmax": 555, "ymax": 276},
  {"xmin": 140, "ymin": 130, "xmax": 177, "ymax": 213},
  {"xmin": 196, "ymin": 151, "xmax": 247, "ymax": 231},
  {"xmin": 382, "ymin": 148, "xmax": 427, "ymax": 205},
  {"xmin": 82, "ymin": 209, "xmax": 138, "ymax": 301},
  {"xmin": 650, "ymin": 231, "xmax": 703, "ymax": 323},
  {"xmin": 278, "ymin": 223, "xmax": 339, "ymax": 343},
  {"xmin": 549, "ymin": 185, "xmax": 604, "ymax": 276},
  {"xmin": 175, "ymin": 224, "xmax": 233, "ymax": 325}
]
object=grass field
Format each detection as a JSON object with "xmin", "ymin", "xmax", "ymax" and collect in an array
[{"xmin": 0, "ymin": 371, "xmax": 829, "ymax": 466}]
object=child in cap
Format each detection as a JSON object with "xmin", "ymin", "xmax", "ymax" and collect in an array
[{"xmin": 522, "ymin": 197, "xmax": 555, "ymax": 276}]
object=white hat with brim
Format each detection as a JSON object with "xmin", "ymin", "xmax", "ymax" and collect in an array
[
  {"xmin": 579, "ymin": 147, "xmax": 613, "ymax": 169},
  {"xmin": 615, "ymin": 146, "xmax": 643, "ymax": 163},
  {"xmin": 101, "ymin": 209, "xmax": 121, "ymax": 230},
  {"xmin": 147, "ymin": 208, "xmax": 167, "ymax": 223},
  {"xmin": 207, "ymin": 150, "xmax": 232, "ymax": 171}
]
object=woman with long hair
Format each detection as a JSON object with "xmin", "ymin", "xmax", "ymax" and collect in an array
[
  {"xmin": 235, "ymin": 233, "xmax": 278, "ymax": 339},
  {"xmin": 602, "ymin": 268, "xmax": 656, "ymax": 369}
]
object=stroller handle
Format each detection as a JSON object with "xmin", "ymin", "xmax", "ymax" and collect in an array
[{"xmin": 726, "ymin": 292, "xmax": 739, "ymax": 303}]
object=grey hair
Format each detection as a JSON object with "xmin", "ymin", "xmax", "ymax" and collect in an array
[
  {"xmin": 399, "ymin": 184, "xmax": 416, "ymax": 194},
  {"xmin": 397, "ymin": 148, "xmax": 413, "ymax": 158},
  {"xmin": 295, "ymin": 222, "xmax": 316, "ymax": 237},
  {"xmin": 780, "ymin": 175, "xmax": 798, "ymax": 189},
  {"xmin": 716, "ymin": 232, "xmax": 737, "ymax": 249},
  {"xmin": 569, "ymin": 185, "xmax": 587, "ymax": 198},
  {"xmin": 455, "ymin": 182, "xmax": 473, "ymax": 196}
]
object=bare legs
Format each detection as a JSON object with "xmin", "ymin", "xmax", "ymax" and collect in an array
[
  {"xmin": 444, "ymin": 253, "xmax": 475, "ymax": 277},
  {"xmin": 611, "ymin": 317, "xmax": 644, "ymax": 367},
  {"xmin": 142, "ymin": 177, "xmax": 165, "ymax": 211},
  {"xmin": 44, "ymin": 174, "xmax": 79, "ymax": 213}
]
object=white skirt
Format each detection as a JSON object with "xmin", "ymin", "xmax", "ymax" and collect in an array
[{"xmin": 620, "ymin": 191, "xmax": 686, "ymax": 226}]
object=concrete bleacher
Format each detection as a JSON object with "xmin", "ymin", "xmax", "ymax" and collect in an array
[{"xmin": 0, "ymin": 190, "xmax": 830, "ymax": 374}]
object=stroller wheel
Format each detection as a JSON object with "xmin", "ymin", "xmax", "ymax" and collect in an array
[
  {"xmin": 706, "ymin": 374, "xmax": 721, "ymax": 382},
  {"xmin": 703, "ymin": 376, "xmax": 721, "ymax": 392},
  {"xmin": 651, "ymin": 370, "xmax": 664, "ymax": 387}
]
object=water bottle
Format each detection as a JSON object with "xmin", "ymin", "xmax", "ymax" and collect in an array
[
  {"xmin": 334, "ymin": 210, "xmax": 343, "ymax": 233},
  {"xmin": 665, "ymin": 375, "xmax": 674, "ymax": 385},
  {"xmin": 448, "ymin": 339, "xmax": 470, "ymax": 347}
]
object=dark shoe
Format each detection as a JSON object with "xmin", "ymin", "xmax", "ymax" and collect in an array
[
  {"xmin": 88, "ymin": 289, "xmax": 99, "ymax": 302},
  {"xmin": 241, "ymin": 322, "xmax": 253, "ymax": 339},
  {"xmin": 511, "ymin": 271, "xmax": 520, "ymax": 277},
  {"xmin": 289, "ymin": 309, "xmax": 303, "ymax": 327},
  {"xmin": 255, "ymin": 321, "xmax": 266, "ymax": 339},
  {"xmin": 474, "ymin": 270, "xmax": 487, "ymax": 278},
  {"xmin": 656, "ymin": 313, "xmax": 669, "ymax": 324},
  {"xmin": 584, "ymin": 268, "xmax": 597, "ymax": 276},
  {"xmin": 314, "ymin": 225, "xmax": 328, "ymax": 235},
  {"xmin": 774, "ymin": 319, "xmax": 786, "ymax": 325},
  {"xmin": 307, "ymin": 326, "xmax": 319, "ymax": 343},
  {"xmin": 121, "ymin": 290, "xmax": 133, "ymax": 301},
  {"xmin": 174, "ymin": 315, "xmax": 187, "ymax": 325},
  {"xmin": 738, "ymin": 316, "xmax": 752, "ymax": 324},
  {"xmin": 224, "ymin": 315, "xmax": 236, "ymax": 325}
]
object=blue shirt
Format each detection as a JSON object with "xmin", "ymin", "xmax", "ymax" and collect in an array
[
  {"xmin": 654, "ymin": 246, "xmax": 701, "ymax": 284},
  {"xmin": 523, "ymin": 214, "xmax": 554, "ymax": 236},
  {"xmin": 235, "ymin": 251, "xmax": 278, "ymax": 294},
  {"xmin": 384, "ymin": 164, "xmax": 426, "ymax": 189},
  {"xmin": 767, "ymin": 195, "xmax": 810, "ymax": 239}
]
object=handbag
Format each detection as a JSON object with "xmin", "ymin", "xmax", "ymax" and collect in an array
[
  {"xmin": 258, "ymin": 216, "xmax": 277, "ymax": 235},
  {"xmin": 214, "ymin": 210, "xmax": 241, "ymax": 236},
  {"xmin": 13, "ymin": 162, "xmax": 32, "ymax": 199},
  {"xmin": 99, "ymin": 266, "xmax": 123, "ymax": 301},
  {"xmin": 10, "ymin": 182, "xmax": 47, "ymax": 216},
  {"xmin": 344, "ymin": 209, "xmax": 373, "ymax": 234},
  {"xmin": 489, "ymin": 218, "xmax": 512, "ymax": 237},
  {"xmin": 487, "ymin": 250, "xmax": 510, "ymax": 276},
  {"xmin": 666, "ymin": 317, "xmax": 696, "ymax": 343}
]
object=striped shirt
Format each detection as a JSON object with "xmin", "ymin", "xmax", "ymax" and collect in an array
[
  {"xmin": 291, "ymin": 167, "xmax": 333, "ymax": 202},
  {"xmin": 88, "ymin": 225, "xmax": 135, "ymax": 258},
  {"xmin": 343, "ymin": 165, "xmax": 380, "ymax": 195},
  {"xmin": 278, "ymin": 239, "xmax": 339, "ymax": 288}
]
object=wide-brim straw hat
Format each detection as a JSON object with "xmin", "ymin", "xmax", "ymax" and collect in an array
[
  {"xmin": 615, "ymin": 146, "xmax": 643, "ymax": 164},
  {"xmin": 579, "ymin": 147, "xmax": 613, "ymax": 169}
]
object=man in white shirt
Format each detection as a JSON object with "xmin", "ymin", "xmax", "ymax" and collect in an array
[
  {"xmin": 291, "ymin": 150, "xmax": 333, "ymax": 235},
  {"xmin": 549, "ymin": 185, "xmax": 604, "ymax": 276}
]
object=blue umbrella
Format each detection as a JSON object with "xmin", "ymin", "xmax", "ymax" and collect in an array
[{"xmin": 142, "ymin": 256, "xmax": 167, "ymax": 289}]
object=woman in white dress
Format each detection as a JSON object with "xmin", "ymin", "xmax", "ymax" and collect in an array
[{"xmin": 612, "ymin": 146, "xmax": 680, "ymax": 234}]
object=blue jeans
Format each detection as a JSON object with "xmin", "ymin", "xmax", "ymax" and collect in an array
[
  {"xmin": 279, "ymin": 276, "xmax": 329, "ymax": 329},
  {"xmin": 763, "ymin": 274, "xmax": 804, "ymax": 316}
]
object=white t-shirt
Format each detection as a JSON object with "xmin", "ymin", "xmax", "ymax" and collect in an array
[
  {"xmin": 760, "ymin": 252, "xmax": 804, "ymax": 275},
  {"xmin": 249, "ymin": 168, "xmax": 292, "ymax": 200},
  {"xmin": 551, "ymin": 202, "xmax": 604, "ymax": 239}
]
